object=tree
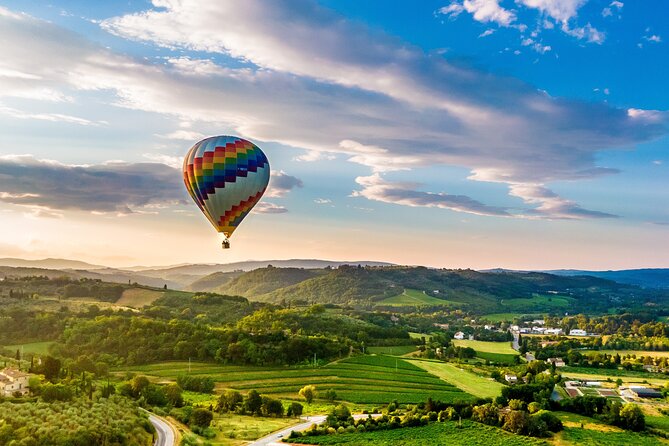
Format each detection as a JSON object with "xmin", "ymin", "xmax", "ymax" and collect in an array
[
  {"xmin": 324, "ymin": 388, "xmax": 337, "ymax": 402},
  {"xmin": 190, "ymin": 408, "xmax": 213, "ymax": 428},
  {"xmin": 131, "ymin": 375, "xmax": 150, "ymax": 397},
  {"xmin": 262, "ymin": 396, "xmax": 284, "ymax": 417},
  {"xmin": 619, "ymin": 404, "xmax": 645, "ymax": 431},
  {"xmin": 472, "ymin": 403, "xmax": 499, "ymax": 426},
  {"xmin": 217, "ymin": 390, "xmax": 243, "ymax": 413},
  {"xmin": 164, "ymin": 383, "xmax": 184, "ymax": 407},
  {"xmin": 287, "ymin": 402, "xmax": 303, "ymax": 417},
  {"xmin": 509, "ymin": 399, "xmax": 525, "ymax": 410},
  {"xmin": 502, "ymin": 410, "xmax": 529, "ymax": 434},
  {"xmin": 244, "ymin": 390, "xmax": 263, "ymax": 415},
  {"xmin": 299, "ymin": 385, "xmax": 316, "ymax": 404},
  {"xmin": 41, "ymin": 356, "xmax": 61, "ymax": 381}
]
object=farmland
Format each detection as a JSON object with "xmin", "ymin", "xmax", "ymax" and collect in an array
[
  {"xmin": 367, "ymin": 345, "xmax": 418, "ymax": 356},
  {"xmin": 409, "ymin": 359, "xmax": 505, "ymax": 399},
  {"xmin": 554, "ymin": 412, "xmax": 668, "ymax": 445},
  {"xmin": 375, "ymin": 288, "xmax": 459, "ymax": 307},
  {"xmin": 585, "ymin": 350, "xmax": 669, "ymax": 359},
  {"xmin": 3, "ymin": 340, "xmax": 55, "ymax": 355},
  {"xmin": 500, "ymin": 294, "xmax": 573, "ymax": 311},
  {"xmin": 452, "ymin": 339, "xmax": 518, "ymax": 363},
  {"xmin": 117, "ymin": 355, "xmax": 475, "ymax": 405},
  {"xmin": 115, "ymin": 288, "xmax": 164, "ymax": 307},
  {"xmin": 480, "ymin": 313, "xmax": 531, "ymax": 322},
  {"xmin": 291, "ymin": 420, "xmax": 547, "ymax": 445}
]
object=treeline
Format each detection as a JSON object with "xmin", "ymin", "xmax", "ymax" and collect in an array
[
  {"xmin": 0, "ymin": 276, "xmax": 127, "ymax": 302},
  {"xmin": 0, "ymin": 397, "xmax": 153, "ymax": 445},
  {"xmin": 53, "ymin": 315, "xmax": 353, "ymax": 366}
]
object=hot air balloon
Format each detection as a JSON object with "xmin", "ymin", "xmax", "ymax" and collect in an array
[{"xmin": 183, "ymin": 136, "xmax": 270, "ymax": 249}]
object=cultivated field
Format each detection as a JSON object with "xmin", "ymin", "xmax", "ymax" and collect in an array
[
  {"xmin": 375, "ymin": 289, "xmax": 459, "ymax": 307},
  {"xmin": 480, "ymin": 313, "xmax": 532, "ymax": 322},
  {"xmin": 2, "ymin": 341, "xmax": 54, "ymax": 355},
  {"xmin": 409, "ymin": 359, "xmax": 504, "ymax": 399},
  {"xmin": 291, "ymin": 420, "xmax": 547, "ymax": 445},
  {"xmin": 554, "ymin": 412, "xmax": 668, "ymax": 445},
  {"xmin": 500, "ymin": 294, "xmax": 573, "ymax": 311},
  {"xmin": 452, "ymin": 339, "xmax": 518, "ymax": 363},
  {"xmin": 585, "ymin": 350, "xmax": 669, "ymax": 358},
  {"xmin": 117, "ymin": 355, "xmax": 475, "ymax": 405},
  {"xmin": 115, "ymin": 288, "xmax": 164, "ymax": 307},
  {"xmin": 367, "ymin": 345, "xmax": 418, "ymax": 356}
]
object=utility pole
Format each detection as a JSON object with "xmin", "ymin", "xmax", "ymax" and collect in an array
[{"xmin": 189, "ymin": 357, "xmax": 191, "ymax": 374}]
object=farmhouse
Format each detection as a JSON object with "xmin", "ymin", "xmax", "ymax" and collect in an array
[
  {"xmin": 544, "ymin": 328, "xmax": 563, "ymax": 335},
  {"xmin": 546, "ymin": 357, "xmax": 566, "ymax": 367},
  {"xmin": 0, "ymin": 368, "xmax": 31, "ymax": 396},
  {"xmin": 453, "ymin": 331, "xmax": 465, "ymax": 340},
  {"xmin": 623, "ymin": 386, "xmax": 663, "ymax": 399},
  {"xmin": 532, "ymin": 326, "xmax": 545, "ymax": 333},
  {"xmin": 643, "ymin": 364, "xmax": 659, "ymax": 373},
  {"xmin": 569, "ymin": 329, "xmax": 587, "ymax": 336},
  {"xmin": 505, "ymin": 374, "xmax": 518, "ymax": 384},
  {"xmin": 531, "ymin": 319, "xmax": 545, "ymax": 325}
]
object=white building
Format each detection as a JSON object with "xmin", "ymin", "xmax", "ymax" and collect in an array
[
  {"xmin": 544, "ymin": 328, "xmax": 563, "ymax": 335},
  {"xmin": 569, "ymin": 329, "xmax": 587, "ymax": 336},
  {"xmin": 532, "ymin": 326, "xmax": 545, "ymax": 333},
  {"xmin": 454, "ymin": 331, "xmax": 465, "ymax": 340},
  {"xmin": 531, "ymin": 319, "xmax": 545, "ymax": 325},
  {"xmin": 504, "ymin": 374, "xmax": 518, "ymax": 384},
  {"xmin": 0, "ymin": 368, "xmax": 31, "ymax": 397},
  {"xmin": 519, "ymin": 327, "xmax": 531, "ymax": 334},
  {"xmin": 484, "ymin": 325, "xmax": 494, "ymax": 330},
  {"xmin": 546, "ymin": 357, "xmax": 566, "ymax": 367}
]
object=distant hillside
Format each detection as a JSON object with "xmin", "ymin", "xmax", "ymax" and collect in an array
[
  {"xmin": 546, "ymin": 269, "xmax": 669, "ymax": 289},
  {"xmin": 0, "ymin": 257, "xmax": 104, "ymax": 270},
  {"xmin": 207, "ymin": 267, "xmax": 323, "ymax": 297},
  {"xmin": 186, "ymin": 270, "xmax": 245, "ymax": 292},
  {"xmin": 213, "ymin": 266, "xmax": 666, "ymax": 313}
]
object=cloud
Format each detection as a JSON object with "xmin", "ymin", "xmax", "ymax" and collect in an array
[
  {"xmin": 352, "ymin": 173, "xmax": 511, "ymax": 217},
  {"xmin": 142, "ymin": 153, "xmax": 183, "ymax": 169},
  {"xmin": 438, "ymin": 3, "xmax": 465, "ymax": 19},
  {"xmin": 266, "ymin": 171, "xmax": 304, "ymax": 198},
  {"xmin": 652, "ymin": 160, "xmax": 663, "ymax": 165},
  {"xmin": 314, "ymin": 198, "xmax": 332, "ymax": 204},
  {"xmin": 156, "ymin": 129, "xmax": 205, "ymax": 140},
  {"xmin": 518, "ymin": 0, "xmax": 586, "ymax": 23},
  {"xmin": 0, "ymin": 3, "xmax": 665, "ymax": 221},
  {"xmin": 479, "ymin": 29, "xmax": 496, "ymax": 38},
  {"xmin": 0, "ymin": 104, "xmax": 102, "ymax": 125},
  {"xmin": 462, "ymin": 0, "xmax": 516, "ymax": 26},
  {"xmin": 0, "ymin": 154, "xmax": 185, "ymax": 213},
  {"xmin": 508, "ymin": 183, "xmax": 618, "ymax": 219},
  {"xmin": 561, "ymin": 22, "xmax": 605, "ymax": 44},
  {"xmin": 643, "ymin": 34, "xmax": 662, "ymax": 43},
  {"xmin": 254, "ymin": 202, "xmax": 288, "ymax": 214}
]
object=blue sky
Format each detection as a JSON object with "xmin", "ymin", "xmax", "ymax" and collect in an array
[{"xmin": 0, "ymin": 0, "xmax": 666, "ymax": 268}]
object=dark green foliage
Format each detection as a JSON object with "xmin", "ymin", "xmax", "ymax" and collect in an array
[
  {"xmin": 40, "ymin": 383, "xmax": 73, "ymax": 402},
  {"xmin": 189, "ymin": 408, "xmax": 214, "ymax": 428},
  {"xmin": 261, "ymin": 396, "xmax": 284, "ymax": 417},
  {"xmin": 176, "ymin": 375, "xmax": 215, "ymax": 393},
  {"xmin": 217, "ymin": 390, "xmax": 243, "ymax": 413},
  {"xmin": 243, "ymin": 389, "xmax": 263, "ymax": 415},
  {"xmin": 287, "ymin": 402, "xmax": 304, "ymax": 417},
  {"xmin": 0, "ymin": 396, "xmax": 153, "ymax": 445}
]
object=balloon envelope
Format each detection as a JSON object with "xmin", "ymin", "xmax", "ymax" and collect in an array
[{"xmin": 183, "ymin": 136, "xmax": 270, "ymax": 238}]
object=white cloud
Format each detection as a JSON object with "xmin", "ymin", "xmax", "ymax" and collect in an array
[
  {"xmin": 314, "ymin": 198, "xmax": 332, "ymax": 204},
  {"xmin": 508, "ymin": 183, "xmax": 617, "ymax": 219},
  {"xmin": 142, "ymin": 153, "xmax": 183, "ymax": 169},
  {"xmin": 254, "ymin": 202, "xmax": 288, "ymax": 214},
  {"xmin": 266, "ymin": 171, "xmax": 304, "ymax": 198},
  {"xmin": 644, "ymin": 34, "xmax": 662, "ymax": 43},
  {"xmin": 479, "ymin": 29, "xmax": 496, "ymax": 38},
  {"xmin": 0, "ymin": 104, "xmax": 101, "ymax": 125},
  {"xmin": 462, "ymin": 0, "xmax": 516, "ymax": 26},
  {"xmin": 518, "ymin": 0, "xmax": 586, "ymax": 23},
  {"xmin": 156, "ymin": 129, "xmax": 205, "ymax": 140},
  {"xmin": 438, "ymin": 3, "xmax": 465, "ymax": 19},
  {"xmin": 561, "ymin": 22, "xmax": 606, "ymax": 44},
  {"xmin": 652, "ymin": 160, "xmax": 663, "ymax": 165},
  {"xmin": 352, "ymin": 173, "xmax": 511, "ymax": 217},
  {"xmin": 0, "ymin": 3, "xmax": 665, "ymax": 220}
]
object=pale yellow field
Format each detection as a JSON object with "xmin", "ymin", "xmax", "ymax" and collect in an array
[
  {"xmin": 409, "ymin": 359, "xmax": 504, "ymax": 399},
  {"xmin": 116, "ymin": 288, "xmax": 164, "ymax": 307}
]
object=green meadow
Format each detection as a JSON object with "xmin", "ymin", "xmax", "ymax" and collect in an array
[{"xmin": 375, "ymin": 288, "xmax": 460, "ymax": 307}]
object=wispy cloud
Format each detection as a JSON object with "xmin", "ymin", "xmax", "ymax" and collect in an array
[{"xmin": 266, "ymin": 171, "xmax": 304, "ymax": 198}]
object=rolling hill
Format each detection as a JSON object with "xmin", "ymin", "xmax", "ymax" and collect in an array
[{"xmin": 199, "ymin": 266, "xmax": 323, "ymax": 296}]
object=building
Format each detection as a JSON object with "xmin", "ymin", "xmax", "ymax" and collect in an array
[
  {"xmin": 544, "ymin": 328, "xmax": 563, "ymax": 335},
  {"xmin": 623, "ymin": 386, "xmax": 663, "ymax": 399},
  {"xmin": 454, "ymin": 331, "xmax": 465, "ymax": 340},
  {"xmin": 532, "ymin": 326, "xmax": 545, "ymax": 333},
  {"xmin": 569, "ymin": 329, "xmax": 587, "ymax": 336},
  {"xmin": 519, "ymin": 327, "xmax": 531, "ymax": 334},
  {"xmin": 505, "ymin": 374, "xmax": 518, "ymax": 384},
  {"xmin": 510, "ymin": 325, "xmax": 520, "ymax": 332},
  {"xmin": 0, "ymin": 368, "xmax": 31, "ymax": 397},
  {"xmin": 643, "ymin": 364, "xmax": 659, "ymax": 373},
  {"xmin": 531, "ymin": 319, "xmax": 545, "ymax": 325},
  {"xmin": 484, "ymin": 325, "xmax": 494, "ymax": 330},
  {"xmin": 546, "ymin": 357, "xmax": 566, "ymax": 367}
]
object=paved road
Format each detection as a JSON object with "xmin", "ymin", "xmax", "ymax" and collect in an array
[
  {"xmin": 148, "ymin": 413, "xmax": 176, "ymax": 446},
  {"xmin": 512, "ymin": 331, "xmax": 520, "ymax": 350},
  {"xmin": 249, "ymin": 413, "xmax": 381, "ymax": 446},
  {"xmin": 250, "ymin": 415, "xmax": 327, "ymax": 446}
]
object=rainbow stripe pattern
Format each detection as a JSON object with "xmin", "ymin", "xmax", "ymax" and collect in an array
[{"xmin": 183, "ymin": 136, "xmax": 270, "ymax": 237}]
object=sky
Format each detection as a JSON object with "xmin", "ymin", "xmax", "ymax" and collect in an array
[{"xmin": 0, "ymin": 0, "xmax": 667, "ymax": 269}]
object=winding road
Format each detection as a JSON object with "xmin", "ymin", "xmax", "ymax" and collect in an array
[{"xmin": 147, "ymin": 412, "xmax": 177, "ymax": 446}]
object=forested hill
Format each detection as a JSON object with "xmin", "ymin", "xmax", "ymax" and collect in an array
[{"xmin": 190, "ymin": 265, "xmax": 667, "ymax": 313}]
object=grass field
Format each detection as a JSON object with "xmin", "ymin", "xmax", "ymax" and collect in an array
[
  {"xmin": 554, "ymin": 412, "xmax": 668, "ymax": 445},
  {"xmin": 367, "ymin": 345, "xmax": 418, "ymax": 356},
  {"xmin": 117, "ymin": 355, "xmax": 475, "ymax": 405},
  {"xmin": 3, "ymin": 341, "xmax": 55, "ymax": 355},
  {"xmin": 209, "ymin": 413, "xmax": 298, "ymax": 445},
  {"xmin": 452, "ymin": 339, "xmax": 518, "ymax": 363},
  {"xmin": 561, "ymin": 367, "xmax": 669, "ymax": 385},
  {"xmin": 116, "ymin": 288, "xmax": 164, "ymax": 307},
  {"xmin": 291, "ymin": 420, "xmax": 546, "ymax": 445},
  {"xmin": 501, "ymin": 294, "xmax": 573, "ymax": 311},
  {"xmin": 375, "ymin": 289, "xmax": 460, "ymax": 307},
  {"xmin": 480, "ymin": 313, "xmax": 532, "ymax": 322},
  {"xmin": 409, "ymin": 359, "xmax": 504, "ymax": 399}
]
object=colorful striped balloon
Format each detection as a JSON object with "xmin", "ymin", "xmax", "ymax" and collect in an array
[{"xmin": 183, "ymin": 136, "xmax": 270, "ymax": 245}]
